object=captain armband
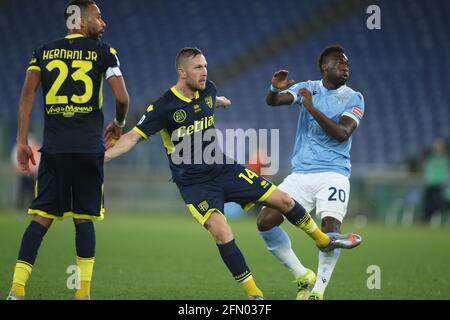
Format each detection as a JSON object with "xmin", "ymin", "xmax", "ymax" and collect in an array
[{"xmin": 105, "ymin": 66, "xmax": 123, "ymax": 80}]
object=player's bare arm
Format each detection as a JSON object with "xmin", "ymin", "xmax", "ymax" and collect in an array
[
  {"xmin": 104, "ymin": 129, "xmax": 142, "ymax": 162},
  {"xmin": 17, "ymin": 70, "xmax": 41, "ymax": 175},
  {"xmin": 266, "ymin": 70, "xmax": 295, "ymax": 106},
  {"xmin": 104, "ymin": 76, "xmax": 130, "ymax": 149},
  {"xmin": 299, "ymin": 88, "xmax": 357, "ymax": 142},
  {"xmin": 215, "ymin": 96, "xmax": 231, "ymax": 108}
]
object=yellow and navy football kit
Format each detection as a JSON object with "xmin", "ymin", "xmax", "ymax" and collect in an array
[
  {"xmin": 134, "ymin": 80, "xmax": 276, "ymax": 225},
  {"xmin": 27, "ymin": 34, "xmax": 121, "ymax": 220}
]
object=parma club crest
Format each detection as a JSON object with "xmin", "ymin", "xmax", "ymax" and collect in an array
[
  {"xmin": 198, "ymin": 201, "xmax": 209, "ymax": 212},
  {"xmin": 205, "ymin": 96, "xmax": 213, "ymax": 108}
]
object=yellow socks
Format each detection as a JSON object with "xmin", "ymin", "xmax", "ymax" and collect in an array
[
  {"xmin": 309, "ymin": 229, "xmax": 331, "ymax": 248},
  {"xmin": 241, "ymin": 276, "xmax": 263, "ymax": 298},
  {"xmin": 283, "ymin": 201, "xmax": 331, "ymax": 248},
  {"xmin": 75, "ymin": 257, "xmax": 95, "ymax": 299},
  {"xmin": 9, "ymin": 258, "xmax": 95, "ymax": 299},
  {"xmin": 11, "ymin": 283, "xmax": 25, "ymax": 297},
  {"xmin": 75, "ymin": 281, "xmax": 91, "ymax": 300},
  {"xmin": 297, "ymin": 212, "xmax": 330, "ymax": 248},
  {"xmin": 10, "ymin": 261, "xmax": 32, "ymax": 297}
]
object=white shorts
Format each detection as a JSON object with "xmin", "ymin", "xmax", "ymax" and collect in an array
[{"xmin": 277, "ymin": 172, "xmax": 350, "ymax": 222}]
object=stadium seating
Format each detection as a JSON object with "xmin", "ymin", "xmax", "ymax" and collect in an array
[{"xmin": 1, "ymin": 0, "xmax": 448, "ymax": 168}]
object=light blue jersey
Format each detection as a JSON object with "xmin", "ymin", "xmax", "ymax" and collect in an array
[{"xmin": 283, "ymin": 80, "xmax": 365, "ymax": 176}]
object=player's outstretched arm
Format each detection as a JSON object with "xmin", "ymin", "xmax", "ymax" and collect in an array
[
  {"xmin": 17, "ymin": 70, "xmax": 41, "ymax": 175},
  {"xmin": 215, "ymin": 96, "xmax": 231, "ymax": 108},
  {"xmin": 105, "ymin": 130, "xmax": 142, "ymax": 162},
  {"xmin": 104, "ymin": 76, "xmax": 130, "ymax": 148},
  {"xmin": 266, "ymin": 70, "xmax": 295, "ymax": 106}
]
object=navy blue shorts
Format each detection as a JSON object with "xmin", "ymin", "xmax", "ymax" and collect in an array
[
  {"xmin": 177, "ymin": 164, "xmax": 276, "ymax": 225},
  {"xmin": 28, "ymin": 153, "xmax": 105, "ymax": 220}
]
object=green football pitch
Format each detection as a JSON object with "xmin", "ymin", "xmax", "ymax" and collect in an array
[{"xmin": 1, "ymin": 210, "xmax": 449, "ymax": 300}]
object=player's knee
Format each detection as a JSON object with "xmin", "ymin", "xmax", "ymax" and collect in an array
[
  {"xmin": 205, "ymin": 213, "xmax": 234, "ymax": 244},
  {"xmin": 211, "ymin": 226, "xmax": 234, "ymax": 244},
  {"xmin": 257, "ymin": 207, "xmax": 283, "ymax": 231},
  {"xmin": 32, "ymin": 214, "xmax": 53, "ymax": 229},
  {"xmin": 73, "ymin": 218, "xmax": 92, "ymax": 225},
  {"xmin": 277, "ymin": 191, "xmax": 294, "ymax": 213}
]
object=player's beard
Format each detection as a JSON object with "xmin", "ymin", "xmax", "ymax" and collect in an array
[
  {"xmin": 329, "ymin": 73, "xmax": 347, "ymax": 87},
  {"xmin": 187, "ymin": 78, "xmax": 204, "ymax": 92},
  {"xmin": 87, "ymin": 24, "xmax": 103, "ymax": 40}
]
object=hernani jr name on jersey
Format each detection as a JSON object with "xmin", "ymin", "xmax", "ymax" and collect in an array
[
  {"xmin": 42, "ymin": 49, "xmax": 99, "ymax": 61},
  {"xmin": 46, "ymin": 105, "xmax": 93, "ymax": 118}
]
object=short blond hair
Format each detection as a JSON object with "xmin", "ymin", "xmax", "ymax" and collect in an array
[{"xmin": 175, "ymin": 47, "xmax": 203, "ymax": 69}]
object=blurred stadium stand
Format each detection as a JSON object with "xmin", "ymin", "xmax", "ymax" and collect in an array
[{"xmin": 1, "ymin": 0, "xmax": 449, "ymax": 224}]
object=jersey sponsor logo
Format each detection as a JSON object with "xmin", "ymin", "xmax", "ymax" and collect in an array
[
  {"xmin": 204, "ymin": 96, "xmax": 213, "ymax": 108},
  {"xmin": 45, "ymin": 105, "xmax": 93, "ymax": 117},
  {"xmin": 177, "ymin": 115, "xmax": 215, "ymax": 138},
  {"xmin": 170, "ymin": 127, "xmax": 280, "ymax": 175},
  {"xmin": 352, "ymin": 106, "xmax": 364, "ymax": 118},
  {"xmin": 198, "ymin": 200, "xmax": 209, "ymax": 212},
  {"xmin": 173, "ymin": 109, "xmax": 187, "ymax": 123},
  {"xmin": 193, "ymin": 104, "xmax": 201, "ymax": 113}
]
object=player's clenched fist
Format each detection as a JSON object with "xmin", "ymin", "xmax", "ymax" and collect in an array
[{"xmin": 299, "ymin": 88, "xmax": 313, "ymax": 110}]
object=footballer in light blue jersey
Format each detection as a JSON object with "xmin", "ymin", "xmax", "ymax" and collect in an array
[
  {"xmin": 257, "ymin": 45, "xmax": 363, "ymax": 300},
  {"xmin": 284, "ymin": 79, "xmax": 364, "ymax": 176}
]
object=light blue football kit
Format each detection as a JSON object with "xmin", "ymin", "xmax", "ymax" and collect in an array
[
  {"xmin": 285, "ymin": 80, "xmax": 365, "ymax": 177},
  {"xmin": 260, "ymin": 78, "xmax": 365, "ymax": 299}
]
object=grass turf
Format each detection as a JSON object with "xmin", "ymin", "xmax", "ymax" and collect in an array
[{"xmin": 0, "ymin": 210, "xmax": 449, "ymax": 300}]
